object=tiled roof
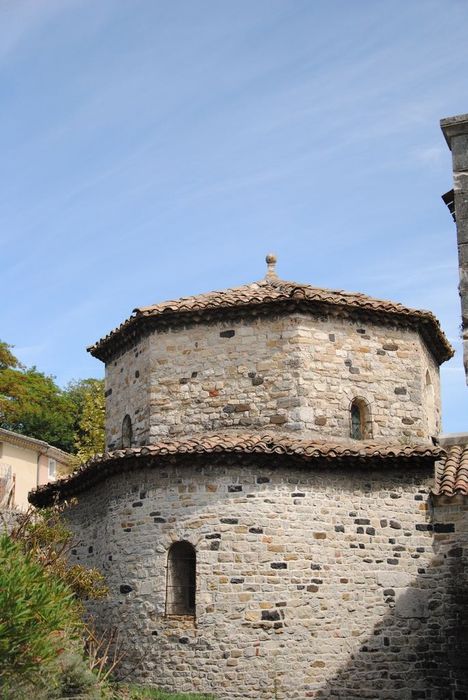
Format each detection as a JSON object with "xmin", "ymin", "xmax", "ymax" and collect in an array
[
  {"xmin": 88, "ymin": 271, "xmax": 453, "ymax": 363},
  {"xmin": 434, "ymin": 445, "xmax": 468, "ymax": 497},
  {"xmin": 29, "ymin": 432, "xmax": 442, "ymax": 507}
]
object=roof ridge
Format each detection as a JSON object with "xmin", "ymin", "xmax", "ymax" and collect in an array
[
  {"xmin": 135, "ymin": 276, "xmax": 422, "ymax": 314},
  {"xmin": 87, "ymin": 269, "xmax": 453, "ymax": 364}
]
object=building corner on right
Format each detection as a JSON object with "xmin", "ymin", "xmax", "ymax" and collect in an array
[{"xmin": 441, "ymin": 113, "xmax": 468, "ymax": 384}]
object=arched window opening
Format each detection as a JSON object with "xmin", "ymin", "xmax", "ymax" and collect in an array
[
  {"xmin": 166, "ymin": 541, "xmax": 196, "ymax": 616},
  {"xmin": 122, "ymin": 414, "xmax": 133, "ymax": 448},
  {"xmin": 350, "ymin": 398, "xmax": 371, "ymax": 440},
  {"xmin": 351, "ymin": 402, "xmax": 362, "ymax": 440}
]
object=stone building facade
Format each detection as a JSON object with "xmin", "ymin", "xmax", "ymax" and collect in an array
[
  {"xmin": 100, "ymin": 259, "xmax": 447, "ymax": 450},
  {"xmin": 104, "ymin": 313, "xmax": 441, "ymax": 448},
  {"xmin": 441, "ymin": 113, "xmax": 468, "ymax": 384},
  {"xmin": 31, "ymin": 257, "xmax": 468, "ymax": 700}
]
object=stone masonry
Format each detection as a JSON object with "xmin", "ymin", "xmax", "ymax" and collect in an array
[
  {"xmin": 30, "ymin": 256, "xmax": 466, "ymax": 699},
  {"xmin": 441, "ymin": 113, "xmax": 468, "ymax": 383},
  {"xmin": 64, "ymin": 459, "xmax": 468, "ymax": 699},
  {"xmin": 105, "ymin": 313, "xmax": 441, "ymax": 449},
  {"xmin": 105, "ymin": 335, "xmax": 151, "ymax": 451}
]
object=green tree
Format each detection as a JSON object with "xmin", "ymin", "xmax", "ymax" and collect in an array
[
  {"xmin": 0, "ymin": 340, "xmax": 23, "ymax": 370},
  {"xmin": 0, "ymin": 366, "xmax": 76, "ymax": 452},
  {"xmin": 11, "ymin": 507, "xmax": 108, "ymax": 601},
  {"xmin": 0, "ymin": 340, "xmax": 105, "ymax": 458},
  {"xmin": 66, "ymin": 378, "xmax": 105, "ymax": 462}
]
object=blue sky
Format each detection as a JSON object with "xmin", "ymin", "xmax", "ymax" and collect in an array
[{"xmin": 2, "ymin": 0, "xmax": 468, "ymax": 432}]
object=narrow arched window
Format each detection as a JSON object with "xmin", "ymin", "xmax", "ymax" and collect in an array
[
  {"xmin": 166, "ymin": 541, "xmax": 196, "ymax": 616},
  {"xmin": 350, "ymin": 398, "xmax": 371, "ymax": 440},
  {"xmin": 122, "ymin": 414, "xmax": 133, "ymax": 448},
  {"xmin": 351, "ymin": 402, "xmax": 362, "ymax": 440}
]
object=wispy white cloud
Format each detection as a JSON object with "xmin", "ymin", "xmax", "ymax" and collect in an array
[
  {"xmin": 2, "ymin": 0, "xmax": 468, "ymax": 427},
  {"xmin": 413, "ymin": 145, "xmax": 446, "ymax": 165},
  {"xmin": 0, "ymin": 0, "xmax": 81, "ymax": 62}
]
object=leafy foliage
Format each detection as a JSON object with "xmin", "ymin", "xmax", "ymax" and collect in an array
[
  {"xmin": 0, "ymin": 340, "xmax": 23, "ymax": 370},
  {"xmin": 0, "ymin": 533, "xmax": 81, "ymax": 688},
  {"xmin": 68, "ymin": 378, "xmax": 106, "ymax": 463},
  {"xmin": 10, "ymin": 506, "xmax": 108, "ymax": 601},
  {"xmin": 0, "ymin": 366, "xmax": 76, "ymax": 451},
  {"xmin": 47, "ymin": 649, "xmax": 103, "ymax": 700},
  {"xmin": 1, "ymin": 507, "xmax": 214, "ymax": 698},
  {"xmin": 0, "ymin": 340, "xmax": 105, "ymax": 459},
  {"xmin": 0, "ymin": 507, "xmax": 109, "ymax": 698}
]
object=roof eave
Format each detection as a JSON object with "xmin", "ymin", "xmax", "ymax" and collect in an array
[
  {"xmin": 29, "ymin": 438, "xmax": 442, "ymax": 508},
  {"xmin": 88, "ymin": 298, "xmax": 453, "ymax": 366}
]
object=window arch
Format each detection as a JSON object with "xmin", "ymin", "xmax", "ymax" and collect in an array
[
  {"xmin": 349, "ymin": 398, "xmax": 371, "ymax": 440},
  {"xmin": 166, "ymin": 541, "xmax": 196, "ymax": 616},
  {"xmin": 122, "ymin": 414, "xmax": 133, "ymax": 448}
]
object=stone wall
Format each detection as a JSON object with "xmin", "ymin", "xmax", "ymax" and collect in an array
[
  {"xmin": 0, "ymin": 507, "xmax": 23, "ymax": 532},
  {"xmin": 65, "ymin": 460, "xmax": 467, "ymax": 699},
  {"xmin": 105, "ymin": 336, "xmax": 150, "ymax": 450},
  {"xmin": 104, "ymin": 313, "xmax": 441, "ymax": 448},
  {"xmin": 441, "ymin": 113, "xmax": 468, "ymax": 383}
]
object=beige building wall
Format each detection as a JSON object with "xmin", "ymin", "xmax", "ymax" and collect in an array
[
  {"xmin": 37, "ymin": 453, "xmax": 49, "ymax": 485},
  {"xmin": 0, "ymin": 442, "xmax": 38, "ymax": 510},
  {"xmin": 0, "ymin": 430, "xmax": 72, "ymax": 510}
]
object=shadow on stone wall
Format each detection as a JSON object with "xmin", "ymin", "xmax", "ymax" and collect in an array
[
  {"xmin": 73, "ymin": 467, "xmax": 468, "ymax": 700},
  {"xmin": 96, "ymin": 518, "xmax": 468, "ymax": 700},
  {"xmin": 313, "ymin": 512, "xmax": 468, "ymax": 700}
]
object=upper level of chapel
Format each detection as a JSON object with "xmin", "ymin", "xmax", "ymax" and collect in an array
[{"xmin": 88, "ymin": 256, "xmax": 452, "ymax": 450}]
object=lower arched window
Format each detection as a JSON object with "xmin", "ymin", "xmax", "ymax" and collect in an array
[
  {"xmin": 350, "ymin": 398, "xmax": 371, "ymax": 440},
  {"xmin": 166, "ymin": 541, "xmax": 196, "ymax": 616}
]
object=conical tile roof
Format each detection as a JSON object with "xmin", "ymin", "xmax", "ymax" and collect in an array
[{"xmin": 88, "ymin": 256, "xmax": 453, "ymax": 364}]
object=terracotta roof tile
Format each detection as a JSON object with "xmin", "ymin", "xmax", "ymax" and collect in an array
[
  {"xmin": 88, "ymin": 276, "xmax": 453, "ymax": 363},
  {"xmin": 434, "ymin": 445, "xmax": 468, "ymax": 496},
  {"xmin": 29, "ymin": 432, "xmax": 442, "ymax": 507}
]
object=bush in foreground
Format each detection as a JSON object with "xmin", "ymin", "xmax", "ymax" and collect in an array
[
  {"xmin": 0, "ymin": 533, "xmax": 82, "ymax": 695},
  {"xmin": 0, "ymin": 508, "xmax": 107, "ymax": 698},
  {"xmin": 1, "ymin": 509, "xmax": 215, "ymax": 699}
]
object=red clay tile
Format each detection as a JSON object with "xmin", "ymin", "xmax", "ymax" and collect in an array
[
  {"xmin": 88, "ymin": 276, "xmax": 453, "ymax": 363},
  {"xmin": 29, "ymin": 432, "xmax": 442, "ymax": 507},
  {"xmin": 435, "ymin": 445, "xmax": 468, "ymax": 496}
]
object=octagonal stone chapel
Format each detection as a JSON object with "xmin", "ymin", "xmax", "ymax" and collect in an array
[{"xmin": 31, "ymin": 256, "xmax": 468, "ymax": 700}]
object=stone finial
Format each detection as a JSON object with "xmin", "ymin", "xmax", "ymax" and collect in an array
[{"xmin": 265, "ymin": 253, "xmax": 278, "ymax": 279}]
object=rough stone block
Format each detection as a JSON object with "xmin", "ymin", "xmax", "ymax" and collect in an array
[
  {"xmin": 376, "ymin": 571, "xmax": 412, "ymax": 588},
  {"xmin": 395, "ymin": 588, "xmax": 430, "ymax": 619}
]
